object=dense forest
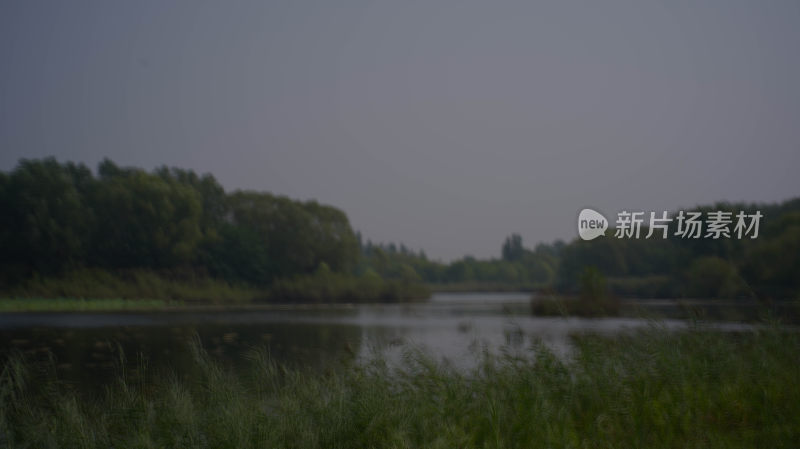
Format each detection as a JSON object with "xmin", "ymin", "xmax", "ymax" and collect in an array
[
  {"xmin": 1, "ymin": 158, "xmax": 798, "ymax": 302},
  {"xmin": 0, "ymin": 158, "xmax": 425, "ymax": 302}
]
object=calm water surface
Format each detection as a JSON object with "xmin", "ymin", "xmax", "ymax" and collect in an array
[{"xmin": 0, "ymin": 292, "xmax": 751, "ymax": 390}]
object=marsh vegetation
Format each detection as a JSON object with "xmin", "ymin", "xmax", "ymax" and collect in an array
[{"xmin": 1, "ymin": 326, "xmax": 797, "ymax": 448}]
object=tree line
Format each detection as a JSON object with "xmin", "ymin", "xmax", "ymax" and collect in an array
[
  {"xmin": 1, "ymin": 157, "xmax": 797, "ymax": 301},
  {"xmin": 359, "ymin": 201, "xmax": 800, "ymax": 300},
  {"xmin": 0, "ymin": 158, "xmax": 366, "ymax": 298}
]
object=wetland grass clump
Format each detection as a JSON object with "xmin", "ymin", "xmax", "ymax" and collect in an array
[
  {"xmin": 1, "ymin": 326, "xmax": 798, "ymax": 448},
  {"xmin": 532, "ymin": 266, "xmax": 621, "ymax": 317}
]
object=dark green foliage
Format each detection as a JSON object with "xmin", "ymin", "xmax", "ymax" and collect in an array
[
  {"xmin": 3, "ymin": 157, "xmax": 799, "ymax": 302},
  {"xmin": 0, "ymin": 158, "xmax": 93, "ymax": 276},
  {"xmin": 215, "ymin": 192, "xmax": 358, "ymax": 284},
  {"xmin": 0, "ymin": 158, "xmax": 391, "ymax": 302},
  {"xmin": 91, "ymin": 167, "xmax": 204, "ymax": 269},
  {"xmin": 201, "ymin": 223, "xmax": 273, "ymax": 285},
  {"xmin": 501, "ymin": 233, "xmax": 524, "ymax": 261}
]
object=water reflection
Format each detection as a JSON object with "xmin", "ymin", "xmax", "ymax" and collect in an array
[{"xmin": 0, "ymin": 292, "xmax": 757, "ymax": 391}]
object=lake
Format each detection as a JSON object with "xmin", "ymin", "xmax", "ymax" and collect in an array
[{"xmin": 0, "ymin": 292, "xmax": 755, "ymax": 392}]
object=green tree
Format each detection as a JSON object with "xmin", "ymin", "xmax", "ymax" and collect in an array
[
  {"xmin": 90, "ymin": 169, "xmax": 203, "ymax": 269},
  {"xmin": 0, "ymin": 158, "xmax": 93, "ymax": 275},
  {"xmin": 501, "ymin": 234, "xmax": 525, "ymax": 261}
]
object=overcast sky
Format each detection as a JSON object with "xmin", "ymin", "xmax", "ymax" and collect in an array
[{"xmin": 1, "ymin": 0, "xmax": 798, "ymax": 260}]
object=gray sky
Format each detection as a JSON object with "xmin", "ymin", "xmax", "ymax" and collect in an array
[{"xmin": 1, "ymin": 0, "xmax": 799, "ymax": 261}]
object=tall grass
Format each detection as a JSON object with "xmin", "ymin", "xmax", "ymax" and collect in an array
[{"xmin": 1, "ymin": 327, "xmax": 798, "ymax": 448}]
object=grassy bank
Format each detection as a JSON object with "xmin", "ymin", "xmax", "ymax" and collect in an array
[
  {"xmin": 0, "ymin": 297, "xmax": 171, "ymax": 312},
  {"xmin": 3, "ymin": 269, "xmax": 263, "ymax": 303},
  {"xmin": 0, "ymin": 268, "xmax": 430, "ymax": 310},
  {"xmin": 1, "ymin": 327, "xmax": 798, "ymax": 448}
]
